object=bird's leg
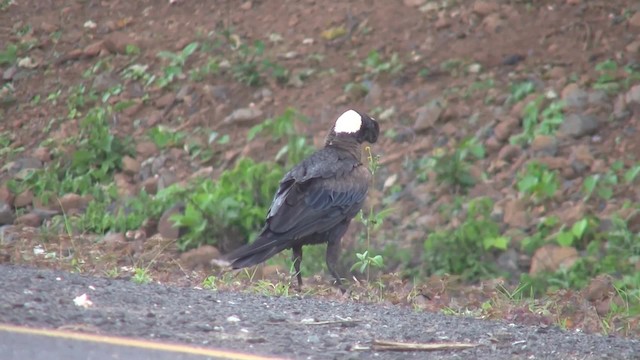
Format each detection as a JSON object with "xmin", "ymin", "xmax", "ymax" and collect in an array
[
  {"xmin": 291, "ymin": 245, "xmax": 303, "ymax": 290},
  {"xmin": 326, "ymin": 239, "xmax": 345, "ymax": 293}
]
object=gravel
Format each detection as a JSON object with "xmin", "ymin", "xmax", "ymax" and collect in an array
[{"xmin": 0, "ymin": 265, "xmax": 638, "ymax": 359}]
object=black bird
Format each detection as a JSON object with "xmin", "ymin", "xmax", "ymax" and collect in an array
[{"xmin": 225, "ymin": 109, "xmax": 380, "ymax": 289}]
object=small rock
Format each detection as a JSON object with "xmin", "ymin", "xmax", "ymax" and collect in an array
[
  {"xmin": 482, "ymin": 13, "xmax": 504, "ymax": 33},
  {"xmin": 413, "ymin": 101, "xmax": 443, "ymax": 132},
  {"xmin": 613, "ymin": 94, "xmax": 629, "ymax": 120},
  {"xmin": 146, "ymin": 110, "xmax": 163, "ymax": 127},
  {"xmin": 473, "ymin": 0, "xmax": 499, "ymax": 16},
  {"xmin": 136, "ymin": 141, "xmax": 158, "ymax": 159},
  {"xmin": 569, "ymin": 145, "xmax": 593, "ymax": 175},
  {"xmin": 0, "ymin": 185, "xmax": 14, "ymax": 206},
  {"xmin": 502, "ymin": 198, "xmax": 530, "ymax": 229},
  {"xmin": 114, "ymin": 173, "xmax": 135, "ymax": 197},
  {"xmin": 179, "ymin": 245, "xmax": 221, "ymax": 270},
  {"xmin": 8, "ymin": 157, "xmax": 42, "ymax": 177},
  {"xmin": 92, "ymin": 72, "xmax": 120, "ymax": 92},
  {"xmin": 15, "ymin": 212, "xmax": 43, "ymax": 227},
  {"xmin": 379, "ymin": 107, "xmax": 396, "ymax": 122},
  {"xmin": 440, "ymin": 122, "xmax": 457, "ymax": 137},
  {"xmin": 240, "ymin": 1, "xmax": 252, "ymax": 10},
  {"xmin": 0, "ymin": 225, "xmax": 18, "ymax": 245},
  {"xmin": 364, "ymin": 83, "xmax": 382, "ymax": 107},
  {"xmin": 83, "ymin": 40, "xmax": 105, "ymax": 57},
  {"xmin": 204, "ymin": 85, "xmax": 229, "ymax": 102},
  {"xmin": 484, "ymin": 136, "xmax": 502, "ymax": 152},
  {"xmin": 58, "ymin": 193, "xmax": 87, "ymax": 213},
  {"xmin": 556, "ymin": 202, "xmax": 587, "ymax": 225},
  {"xmin": 32, "ymin": 147, "xmax": 51, "ymax": 163},
  {"xmin": 530, "ymin": 135, "xmax": 558, "ymax": 156},
  {"xmin": 626, "ymin": 84, "xmax": 640, "ymax": 105},
  {"xmin": 223, "ymin": 107, "xmax": 263, "ymax": 124},
  {"xmin": 583, "ymin": 275, "xmax": 614, "ymax": 302},
  {"xmin": 626, "ymin": 40, "xmax": 640, "ymax": 54},
  {"xmin": 103, "ymin": 32, "xmax": 136, "ymax": 54},
  {"xmin": 497, "ymin": 144, "xmax": 521, "ymax": 162},
  {"xmin": 0, "ymin": 202, "xmax": 15, "ymax": 225},
  {"xmin": 559, "ymin": 114, "xmax": 599, "ymax": 138},
  {"xmin": 103, "ymin": 232, "xmax": 127, "ymax": 245},
  {"xmin": 158, "ymin": 203, "xmax": 185, "ymax": 240},
  {"xmin": 496, "ymin": 248, "xmax": 520, "ymax": 274},
  {"xmin": 435, "ymin": 16, "xmax": 451, "ymax": 30},
  {"xmin": 493, "ymin": 116, "xmax": 520, "ymax": 142},
  {"xmin": 511, "ymin": 93, "xmax": 539, "ymax": 117},
  {"xmin": 141, "ymin": 177, "xmax": 158, "ymax": 195},
  {"xmin": 502, "ymin": 54, "xmax": 525, "ymax": 66},
  {"xmin": 14, "ymin": 190, "xmax": 34, "ymax": 208},
  {"xmin": 536, "ymin": 156, "xmax": 569, "ymax": 170},
  {"xmin": 154, "ymin": 93, "xmax": 175, "ymax": 108},
  {"xmin": 3, "ymin": 66, "xmax": 18, "ymax": 81},
  {"xmin": 587, "ymin": 90, "xmax": 607, "ymax": 105},
  {"xmin": 32, "ymin": 208, "xmax": 61, "ymax": 221},
  {"xmin": 403, "ymin": 0, "xmax": 426, "ymax": 6},
  {"xmin": 252, "ymin": 88, "xmax": 273, "ymax": 102},
  {"xmin": 158, "ymin": 170, "xmax": 178, "ymax": 191},
  {"xmin": 547, "ymin": 66, "xmax": 566, "ymax": 79},
  {"xmin": 561, "ymin": 83, "xmax": 588, "ymax": 109},
  {"xmin": 629, "ymin": 12, "xmax": 640, "ymax": 27},
  {"xmin": 122, "ymin": 156, "xmax": 141, "ymax": 176},
  {"xmin": 529, "ymin": 245, "xmax": 578, "ymax": 275}
]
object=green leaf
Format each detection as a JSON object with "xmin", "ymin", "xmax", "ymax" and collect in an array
[
  {"xmin": 571, "ymin": 219, "xmax": 588, "ymax": 239},
  {"xmin": 483, "ymin": 236, "xmax": 509, "ymax": 250},
  {"xmin": 371, "ymin": 255, "xmax": 384, "ymax": 268},
  {"xmin": 582, "ymin": 175, "xmax": 598, "ymax": 199},
  {"xmin": 181, "ymin": 42, "xmax": 200, "ymax": 58},
  {"xmin": 556, "ymin": 231, "xmax": 575, "ymax": 247},
  {"xmin": 517, "ymin": 175, "xmax": 538, "ymax": 193},
  {"xmin": 624, "ymin": 165, "xmax": 640, "ymax": 184}
]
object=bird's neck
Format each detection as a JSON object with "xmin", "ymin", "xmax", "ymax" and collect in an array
[{"xmin": 325, "ymin": 137, "xmax": 362, "ymax": 162}]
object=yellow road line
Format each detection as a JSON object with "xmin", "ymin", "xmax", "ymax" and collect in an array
[{"xmin": 0, "ymin": 323, "xmax": 287, "ymax": 360}]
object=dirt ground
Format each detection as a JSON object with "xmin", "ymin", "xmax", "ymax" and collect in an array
[{"xmin": 2, "ymin": 0, "xmax": 640, "ymax": 351}]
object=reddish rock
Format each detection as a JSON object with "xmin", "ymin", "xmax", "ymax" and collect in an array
[
  {"xmin": 14, "ymin": 190, "xmax": 34, "ymax": 208},
  {"xmin": 494, "ymin": 117, "xmax": 520, "ymax": 142},
  {"xmin": 473, "ymin": 0, "xmax": 499, "ymax": 16},
  {"xmin": 14, "ymin": 212, "xmax": 43, "ymax": 227},
  {"xmin": 58, "ymin": 193, "xmax": 87, "ymax": 213},
  {"xmin": 179, "ymin": 245, "xmax": 221, "ymax": 270},
  {"xmin": 157, "ymin": 203, "xmax": 185, "ymax": 240},
  {"xmin": 0, "ymin": 184, "xmax": 14, "ymax": 206},
  {"xmin": 530, "ymin": 245, "xmax": 578, "ymax": 275},
  {"xmin": 502, "ymin": 198, "xmax": 530, "ymax": 229},
  {"xmin": 103, "ymin": 32, "xmax": 136, "ymax": 54},
  {"xmin": 122, "ymin": 156, "xmax": 141, "ymax": 176}
]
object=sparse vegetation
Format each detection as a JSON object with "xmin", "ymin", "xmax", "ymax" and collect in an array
[
  {"xmin": 422, "ymin": 197, "xmax": 509, "ymax": 280},
  {"xmin": 424, "ymin": 137, "xmax": 485, "ymax": 192},
  {"xmin": 516, "ymin": 161, "xmax": 559, "ymax": 204},
  {"xmin": 2, "ymin": 0, "xmax": 640, "ymax": 341}
]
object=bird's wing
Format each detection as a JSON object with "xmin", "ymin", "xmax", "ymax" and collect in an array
[{"xmin": 266, "ymin": 163, "xmax": 369, "ymax": 239}]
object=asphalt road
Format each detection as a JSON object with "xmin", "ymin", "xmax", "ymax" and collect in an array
[{"xmin": 0, "ymin": 264, "xmax": 638, "ymax": 359}]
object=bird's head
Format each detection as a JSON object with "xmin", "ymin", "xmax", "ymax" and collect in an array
[{"xmin": 331, "ymin": 109, "xmax": 379, "ymax": 144}]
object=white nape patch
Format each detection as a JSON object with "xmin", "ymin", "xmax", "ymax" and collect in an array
[{"xmin": 333, "ymin": 110, "xmax": 362, "ymax": 134}]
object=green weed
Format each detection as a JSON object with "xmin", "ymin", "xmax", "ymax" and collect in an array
[
  {"xmin": 516, "ymin": 161, "xmax": 559, "ymax": 204},
  {"xmin": 156, "ymin": 42, "xmax": 199, "ymax": 88},
  {"xmin": 422, "ymin": 197, "xmax": 508, "ymax": 280},
  {"xmin": 426, "ymin": 137, "xmax": 485, "ymax": 192}
]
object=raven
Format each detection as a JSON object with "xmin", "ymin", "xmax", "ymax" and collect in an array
[{"xmin": 225, "ymin": 109, "xmax": 379, "ymax": 289}]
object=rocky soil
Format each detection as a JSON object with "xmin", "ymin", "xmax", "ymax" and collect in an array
[{"xmin": 1, "ymin": 0, "xmax": 640, "ymax": 343}]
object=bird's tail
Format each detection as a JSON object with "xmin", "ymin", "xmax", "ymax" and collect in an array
[{"xmin": 225, "ymin": 231, "xmax": 289, "ymax": 269}]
